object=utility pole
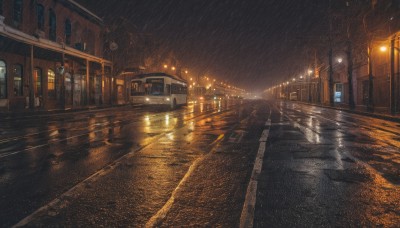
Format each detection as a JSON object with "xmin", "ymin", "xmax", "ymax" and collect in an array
[
  {"xmin": 363, "ymin": 7, "xmax": 374, "ymax": 112},
  {"xmin": 390, "ymin": 36, "xmax": 397, "ymax": 115},
  {"xmin": 367, "ymin": 42, "xmax": 374, "ymax": 112},
  {"xmin": 347, "ymin": 40, "xmax": 355, "ymax": 109},
  {"xmin": 345, "ymin": 1, "xmax": 355, "ymax": 110},
  {"xmin": 328, "ymin": 48, "xmax": 334, "ymax": 106},
  {"xmin": 29, "ymin": 45, "xmax": 35, "ymax": 110},
  {"xmin": 328, "ymin": 0, "xmax": 334, "ymax": 107}
]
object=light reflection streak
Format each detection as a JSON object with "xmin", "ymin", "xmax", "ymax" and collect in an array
[
  {"xmin": 144, "ymin": 115, "xmax": 150, "ymax": 125},
  {"xmin": 165, "ymin": 114, "xmax": 170, "ymax": 125},
  {"xmin": 335, "ymin": 130, "xmax": 344, "ymax": 148},
  {"xmin": 166, "ymin": 132, "xmax": 174, "ymax": 141},
  {"xmin": 88, "ymin": 117, "xmax": 97, "ymax": 141},
  {"xmin": 188, "ymin": 121, "xmax": 195, "ymax": 132}
]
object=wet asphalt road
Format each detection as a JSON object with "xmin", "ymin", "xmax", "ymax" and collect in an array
[
  {"xmin": 0, "ymin": 100, "xmax": 399, "ymax": 227},
  {"xmin": 254, "ymin": 101, "xmax": 400, "ymax": 227},
  {"xmin": 0, "ymin": 99, "xmax": 268, "ymax": 227}
]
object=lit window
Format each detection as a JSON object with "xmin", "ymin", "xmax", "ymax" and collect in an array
[
  {"xmin": 0, "ymin": 60, "xmax": 7, "ymax": 99},
  {"xmin": 34, "ymin": 68, "xmax": 42, "ymax": 96},
  {"xmin": 48, "ymin": 69, "xmax": 55, "ymax": 98}
]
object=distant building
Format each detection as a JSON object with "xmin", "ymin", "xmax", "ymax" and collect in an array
[{"xmin": 0, "ymin": 0, "xmax": 112, "ymax": 111}]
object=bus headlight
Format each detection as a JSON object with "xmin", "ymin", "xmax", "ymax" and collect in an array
[
  {"xmin": 166, "ymin": 97, "xmax": 170, "ymax": 101},
  {"xmin": 145, "ymin": 97, "xmax": 150, "ymax": 101}
]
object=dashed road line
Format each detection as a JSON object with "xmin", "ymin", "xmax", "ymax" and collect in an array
[{"xmin": 240, "ymin": 118, "xmax": 270, "ymax": 228}]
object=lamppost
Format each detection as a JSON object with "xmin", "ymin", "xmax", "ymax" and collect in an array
[
  {"xmin": 367, "ymin": 43, "xmax": 389, "ymax": 112},
  {"xmin": 317, "ymin": 72, "xmax": 322, "ymax": 104},
  {"xmin": 367, "ymin": 42, "xmax": 374, "ymax": 112},
  {"xmin": 110, "ymin": 41, "xmax": 118, "ymax": 105},
  {"xmin": 389, "ymin": 36, "xmax": 398, "ymax": 115},
  {"xmin": 307, "ymin": 69, "xmax": 312, "ymax": 103}
]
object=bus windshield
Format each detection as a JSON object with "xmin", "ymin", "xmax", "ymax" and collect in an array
[{"xmin": 146, "ymin": 78, "xmax": 164, "ymax": 95}]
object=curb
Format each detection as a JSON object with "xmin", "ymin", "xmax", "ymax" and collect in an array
[
  {"xmin": 287, "ymin": 101, "xmax": 400, "ymax": 123},
  {"xmin": 0, "ymin": 104, "xmax": 130, "ymax": 119}
]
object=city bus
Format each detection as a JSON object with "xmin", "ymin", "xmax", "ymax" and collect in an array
[{"xmin": 130, "ymin": 72, "xmax": 188, "ymax": 109}]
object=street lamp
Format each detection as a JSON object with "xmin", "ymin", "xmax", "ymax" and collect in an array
[{"xmin": 380, "ymin": 46, "xmax": 388, "ymax": 52}]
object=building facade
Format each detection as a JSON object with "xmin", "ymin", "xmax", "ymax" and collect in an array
[{"xmin": 0, "ymin": 0, "xmax": 112, "ymax": 111}]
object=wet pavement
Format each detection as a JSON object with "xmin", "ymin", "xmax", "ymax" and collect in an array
[
  {"xmin": 0, "ymin": 100, "xmax": 399, "ymax": 227},
  {"xmin": 254, "ymin": 101, "xmax": 400, "ymax": 227},
  {"xmin": 0, "ymin": 99, "xmax": 269, "ymax": 227}
]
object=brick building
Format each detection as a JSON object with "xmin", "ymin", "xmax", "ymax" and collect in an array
[{"xmin": 0, "ymin": 0, "xmax": 112, "ymax": 111}]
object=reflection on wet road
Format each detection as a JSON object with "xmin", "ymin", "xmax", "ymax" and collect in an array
[
  {"xmin": 0, "ymin": 99, "xmax": 264, "ymax": 227},
  {"xmin": 254, "ymin": 101, "xmax": 400, "ymax": 227},
  {"xmin": 278, "ymin": 102, "xmax": 400, "ymax": 185},
  {"xmin": 1, "ymin": 100, "xmax": 399, "ymax": 227}
]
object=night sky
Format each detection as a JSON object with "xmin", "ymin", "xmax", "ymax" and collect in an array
[{"xmin": 77, "ymin": 0, "xmax": 328, "ymax": 92}]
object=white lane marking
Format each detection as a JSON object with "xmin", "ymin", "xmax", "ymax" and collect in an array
[
  {"xmin": 259, "ymin": 129, "xmax": 269, "ymax": 142},
  {"xmin": 145, "ymin": 156, "xmax": 204, "ymax": 228},
  {"xmin": 239, "ymin": 180, "xmax": 257, "ymax": 228},
  {"xmin": 145, "ymin": 133, "xmax": 225, "ymax": 227},
  {"xmin": 265, "ymin": 119, "xmax": 271, "ymax": 127},
  {"xmin": 252, "ymin": 142, "xmax": 266, "ymax": 176},
  {"xmin": 240, "ymin": 123, "xmax": 270, "ymax": 228}
]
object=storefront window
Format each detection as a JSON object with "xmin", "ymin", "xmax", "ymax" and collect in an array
[
  {"xmin": 334, "ymin": 83, "xmax": 343, "ymax": 103},
  {"xmin": 13, "ymin": 64, "xmax": 23, "ymax": 96},
  {"xmin": 0, "ymin": 60, "xmax": 6, "ymax": 98},
  {"xmin": 48, "ymin": 69, "xmax": 55, "ymax": 98},
  {"xmin": 34, "ymin": 68, "xmax": 42, "ymax": 96}
]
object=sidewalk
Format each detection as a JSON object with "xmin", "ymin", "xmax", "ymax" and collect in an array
[
  {"xmin": 296, "ymin": 101, "xmax": 400, "ymax": 123},
  {"xmin": 0, "ymin": 104, "xmax": 129, "ymax": 119}
]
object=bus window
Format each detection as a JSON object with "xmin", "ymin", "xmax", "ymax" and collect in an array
[
  {"xmin": 171, "ymin": 83, "xmax": 187, "ymax": 94},
  {"xmin": 166, "ymin": 84, "xmax": 171, "ymax": 95},
  {"xmin": 131, "ymin": 80, "xmax": 145, "ymax": 96}
]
